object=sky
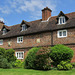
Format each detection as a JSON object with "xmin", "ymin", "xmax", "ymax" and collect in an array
[{"xmin": 0, "ymin": 0, "xmax": 75, "ymax": 26}]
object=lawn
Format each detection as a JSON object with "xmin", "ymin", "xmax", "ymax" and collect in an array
[{"xmin": 0, "ymin": 68, "xmax": 75, "ymax": 75}]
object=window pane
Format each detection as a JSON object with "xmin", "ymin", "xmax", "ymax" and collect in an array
[
  {"xmin": 18, "ymin": 38, "xmax": 20, "ymax": 42},
  {"xmin": 17, "ymin": 53, "xmax": 18, "ymax": 58},
  {"xmin": 16, "ymin": 52, "xmax": 24, "ymax": 59},
  {"xmin": 59, "ymin": 32, "xmax": 62, "ymax": 36},
  {"xmin": 21, "ymin": 37, "xmax": 23, "ymax": 42},
  {"xmin": 63, "ymin": 18, "xmax": 65, "ymax": 23},
  {"xmin": 22, "ymin": 53, "xmax": 23, "ymax": 58},
  {"xmin": 60, "ymin": 18, "xmax": 62, "ymax": 24},
  {"xmin": 0, "ymin": 40, "xmax": 3, "ymax": 45},
  {"xmin": 63, "ymin": 31, "xmax": 66, "ymax": 36},
  {"xmin": 19, "ymin": 53, "xmax": 21, "ymax": 58},
  {"xmin": 22, "ymin": 24, "xmax": 27, "ymax": 31}
]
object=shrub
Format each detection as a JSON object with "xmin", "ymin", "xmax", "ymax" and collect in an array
[
  {"xmin": 5, "ymin": 49, "xmax": 16, "ymax": 62},
  {"xmin": 24, "ymin": 47, "xmax": 52, "ymax": 70},
  {"xmin": 0, "ymin": 47, "xmax": 6, "ymax": 57},
  {"xmin": 71, "ymin": 62, "xmax": 75, "ymax": 68},
  {"xmin": 57, "ymin": 61, "xmax": 73, "ymax": 70},
  {"xmin": 24, "ymin": 47, "xmax": 41, "ymax": 69},
  {"xmin": 35, "ymin": 47, "xmax": 52, "ymax": 70},
  {"xmin": 50, "ymin": 44, "xmax": 74, "ymax": 65},
  {"xmin": 12, "ymin": 60, "xmax": 24, "ymax": 68},
  {"xmin": 0, "ymin": 56, "xmax": 12, "ymax": 69}
]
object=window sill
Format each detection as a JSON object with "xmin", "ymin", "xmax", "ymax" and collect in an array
[
  {"xmin": 0, "ymin": 44, "xmax": 3, "ymax": 45},
  {"xmin": 17, "ymin": 58, "xmax": 24, "ymax": 59},
  {"xmin": 57, "ymin": 22, "xmax": 66, "ymax": 25},
  {"xmin": 17, "ymin": 42, "xmax": 23, "ymax": 44},
  {"xmin": 57, "ymin": 36, "xmax": 67, "ymax": 38}
]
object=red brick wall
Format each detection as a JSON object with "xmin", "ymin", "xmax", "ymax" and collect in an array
[
  {"xmin": 0, "ymin": 28, "xmax": 75, "ymax": 62},
  {"xmin": 0, "ymin": 32, "xmax": 51, "ymax": 49},
  {"xmin": 53, "ymin": 29, "xmax": 75, "ymax": 45}
]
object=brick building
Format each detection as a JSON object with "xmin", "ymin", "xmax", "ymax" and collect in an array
[{"xmin": 0, "ymin": 7, "xmax": 75, "ymax": 62}]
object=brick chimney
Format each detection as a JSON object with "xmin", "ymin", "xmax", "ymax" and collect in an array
[{"xmin": 42, "ymin": 7, "xmax": 52, "ymax": 21}]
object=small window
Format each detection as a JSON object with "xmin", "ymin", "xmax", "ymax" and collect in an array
[
  {"xmin": 15, "ymin": 52, "xmax": 24, "ymax": 59},
  {"xmin": 22, "ymin": 24, "xmax": 27, "ymax": 31},
  {"xmin": 0, "ymin": 39, "xmax": 3, "ymax": 45},
  {"xmin": 3, "ymin": 28, "xmax": 7, "ymax": 35},
  {"xmin": 17, "ymin": 36, "xmax": 23, "ymax": 43},
  {"xmin": 57, "ymin": 30, "xmax": 67, "ymax": 38},
  {"xmin": 58, "ymin": 16, "xmax": 66, "ymax": 24}
]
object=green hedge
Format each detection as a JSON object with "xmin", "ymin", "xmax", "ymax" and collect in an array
[
  {"xmin": 24, "ymin": 47, "xmax": 40, "ymax": 69},
  {"xmin": 0, "ymin": 48, "xmax": 17, "ymax": 69},
  {"xmin": 35, "ymin": 47, "xmax": 52, "ymax": 70},
  {"xmin": 50, "ymin": 44, "xmax": 74, "ymax": 65},
  {"xmin": 0, "ymin": 55, "xmax": 12, "ymax": 69},
  {"xmin": 24, "ymin": 47, "xmax": 52, "ymax": 70},
  {"xmin": 5, "ymin": 49, "xmax": 16, "ymax": 62},
  {"xmin": 0, "ymin": 47, "xmax": 6, "ymax": 57}
]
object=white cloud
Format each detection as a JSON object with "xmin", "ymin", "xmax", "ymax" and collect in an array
[
  {"xmin": 0, "ymin": 5, "xmax": 12, "ymax": 14},
  {"xmin": 0, "ymin": 17, "xmax": 4, "ymax": 22},
  {"xmin": 0, "ymin": 0, "xmax": 58, "ymax": 20}
]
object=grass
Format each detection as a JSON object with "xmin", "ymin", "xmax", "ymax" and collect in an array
[{"xmin": 0, "ymin": 68, "xmax": 75, "ymax": 75}]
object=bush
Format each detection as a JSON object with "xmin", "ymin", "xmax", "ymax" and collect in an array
[
  {"xmin": 0, "ymin": 47, "xmax": 6, "ymax": 57},
  {"xmin": 57, "ymin": 61, "xmax": 73, "ymax": 70},
  {"xmin": 11, "ymin": 60, "xmax": 24, "ymax": 68},
  {"xmin": 71, "ymin": 62, "xmax": 75, "ymax": 68},
  {"xmin": 50, "ymin": 44, "xmax": 74, "ymax": 65},
  {"xmin": 5, "ymin": 49, "xmax": 16, "ymax": 62},
  {"xmin": 35, "ymin": 47, "xmax": 52, "ymax": 70},
  {"xmin": 24, "ymin": 47, "xmax": 41, "ymax": 69},
  {"xmin": 24, "ymin": 47, "xmax": 52, "ymax": 70},
  {"xmin": 0, "ymin": 56, "xmax": 12, "ymax": 69}
]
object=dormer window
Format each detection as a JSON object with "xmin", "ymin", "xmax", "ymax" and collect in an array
[
  {"xmin": 22, "ymin": 24, "xmax": 27, "ymax": 31},
  {"xmin": 3, "ymin": 28, "xmax": 7, "ymax": 35},
  {"xmin": 58, "ymin": 16, "xmax": 66, "ymax": 25}
]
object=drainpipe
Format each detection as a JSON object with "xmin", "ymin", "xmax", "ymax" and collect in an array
[{"xmin": 51, "ymin": 31, "xmax": 53, "ymax": 47}]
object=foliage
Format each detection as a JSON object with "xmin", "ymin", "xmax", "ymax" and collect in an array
[
  {"xmin": 5, "ymin": 49, "xmax": 17, "ymax": 62},
  {"xmin": 11, "ymin": 60, "xmax": 24, "ymax": 68},
  {"xmin": 57, "ymin": 61, "xmax": 73, "ymax": 70},
  {"xmin": 0, "ymin": 56, "xmax": 12, "ymax": 69},
  {"xmin": 71, "ymin": 62, "xmax": 75, "ymax": 68},
  {"xmin": 0, "ymin": 47, "xmax": 6, "ymax": 57},
  {"xmin": 50, "ymin": 44, "xmax": 74, "ymax": 65},
  {"xmin": 35, "ymin": 47, "xmax": 52, "ymax": 70},
  {"xmin": 24, "ymin": 47, "xmax": 52, "ymax": 70},
  {"xmin": 24, "ymin": 47, "xmax": 41, "ymax": 69}
]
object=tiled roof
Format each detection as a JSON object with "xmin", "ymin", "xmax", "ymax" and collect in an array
[{"xmin": 0, "ymin": 12, "xmax": 75, "ymax": 39}]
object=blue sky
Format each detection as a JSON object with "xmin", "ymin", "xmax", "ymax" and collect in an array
[{"xmin": 0, "ymin": 0, "xmax": 75, "ymax": 26}]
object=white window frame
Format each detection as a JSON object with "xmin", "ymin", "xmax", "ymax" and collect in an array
[
  {"xmin": 22, "ymin": 24, "xmax": 27, "ymax": 31},
  {"xmin": 17, "ymin": 36, "xmax": 23, "ymax": 43},
  {"xmin": 58, "ymin": 16, "xmax": 66, "ymax": 25},
  {"xmin": 3, "ymin": 28, "xmax": 7, "ymax": 35},
  {"xmin": 0, "ymin": 39, "xmax": 3, "ymax": 45},
  {"xmin": 15, "ymin": 51, "xmax": 24, "ymax": 59},
  {"xmin": 57, "ymin": 30, "xmax": 67, "ymax": 38}
]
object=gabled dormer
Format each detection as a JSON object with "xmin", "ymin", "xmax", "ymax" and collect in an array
[
  {"xmin": 20, "ymin": 20, "xmax": 30, "ymax": 31},
  {"xmin": 57, "ymin": 11, "xmax": 68, "ymax": 25},
  {"xmin": 1, "ymin": 25, "xmax": 10, "ymax": 35}
]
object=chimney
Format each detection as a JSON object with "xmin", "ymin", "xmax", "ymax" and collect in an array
[{"xmin": 42, "ymin": 7, "xmax": 52, "ymax": 21}]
